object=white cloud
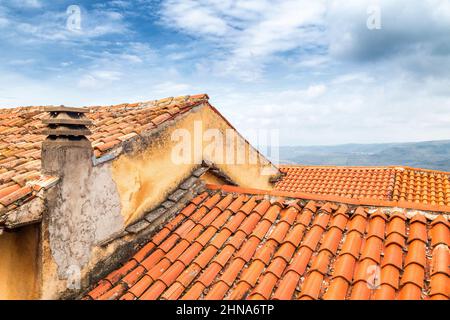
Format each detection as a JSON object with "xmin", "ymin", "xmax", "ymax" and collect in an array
[
  {"xmin": 161, "ymin": 0, "xmax": 229, "ymax": 36},
  {"xmin": 153, "ymin": 81, "xmax": 193, "ymax": 96},
  {"xmin": 327, "ymin": 0, "xmax": 450, "ymax": 64},
  {"xmin": 5, "ymin": 0, "xmax": 42, "ymax": 8},
  {"xmin": 75, "ymin": 42, "xmax": 156, "ymax": 89},
  {"xmin": 8, "ymin": 59, "xmax": 35, "ymax": 66},
  {"xmin": 78, "ymin": 70, "xmax": 123, "ymax": 89},
  {"xmin": 332, "ymin": 73, "xmax": 374, "ymax": 85},
  {"xmin": 0, "ymin": 6, "xmax": 129, "ymax": 43},
  {"xmin": 211, "ymin": 73, "xmax": 450, "ymax": 145},
  {"xmin": 305, "ymin": 84, "xmax": 327, "ymax": 98},
  {"xmin": 0, "ymin": 17, "xmax": 9, "ymax": 28},
  {"xmin": 160, "ymin": 0, "xmax": 327, "ymax": 80}
]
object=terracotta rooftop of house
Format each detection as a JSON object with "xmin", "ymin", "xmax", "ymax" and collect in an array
[
  {"xmin": 275, "ymin": 166, "xmax": 450, "ymax": 213},
  {"xmin": 85, "ymin": 184, "xmax": 450, "ymax": 300},
  {"xmin": 0, "ymin": 94, "xmax": 209, "ymax": 222}
]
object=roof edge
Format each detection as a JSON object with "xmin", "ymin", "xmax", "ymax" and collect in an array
[
  {"xmin": 206, "ymin": 183, "xmax": 450, "ymax": 214},
  {"xmin": 279, "ymin": 164, "xmax": 450, "ymax": 175}
]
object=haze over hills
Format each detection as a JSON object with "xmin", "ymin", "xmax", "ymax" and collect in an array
[{"xmin": 278, "ymin": 140, "xmax": 450, "ymax": 172}]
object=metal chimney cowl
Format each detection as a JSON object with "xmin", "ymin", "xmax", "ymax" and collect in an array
[{"xmin": 41, "ymin": 106, "xmax": 93, "ymax": 176}]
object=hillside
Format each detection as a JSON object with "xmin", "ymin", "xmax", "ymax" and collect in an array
[{"xmin": 279, "ymin": 140, "xmax": 450, "ymax": 172}]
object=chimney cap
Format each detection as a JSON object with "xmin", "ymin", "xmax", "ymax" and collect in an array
[
  {"xmin": 44, "ymin": 106, "xmax": 89, "ymax": 113},
  {"xmin": 42, "ymin": 127, "xmax": 92, "ymax": 137},
  {"xmin": 42, "ymin": 111, "xmax": 92, "ymax": 126},
  {"xmin": 43, "ymin": 106, "xmax": 92, "ymax": 138}
]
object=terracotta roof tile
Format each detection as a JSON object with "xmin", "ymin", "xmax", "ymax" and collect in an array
[
  {"xmin": 85, "ymin": 185, "xmax": 450, "ymax": 300},
  {"xmin": 0, "ymin": 94, "xmax": 210, "ymax": 222},
  {"xmin": 276, "ymin": 165, "xmax": 450, "ymax": 213}
]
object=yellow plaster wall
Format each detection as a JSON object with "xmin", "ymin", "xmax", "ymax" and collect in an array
[
  {"xmin": 202, "ymin": 108, "xmax": 277, "ymax": 189},
  {"xmin": 112, "ymin": 105, "xmax": 278, "ymax": 225},
  {"xmin": 0, "ymin": 225, "xmax": 39, "ymax": 300},
  {"xmin": 199, "ymin": 171, "xmax": 228, "ymax": 185}
]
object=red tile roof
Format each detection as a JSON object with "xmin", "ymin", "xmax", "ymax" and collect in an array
[
  {"xmin": 85, "ymin": 184, "xmax": 450, "ymax": 300},
  {"xmin": 0, "ymin": 94, "xmax": 209, "ymax": 220},
  {"xmin": 276, "ymin": 166, "xmax": 450, "ymax": 213},
  {"xmin": 393, "ymin": 167, "xmax": 450, "ymax": 206}
]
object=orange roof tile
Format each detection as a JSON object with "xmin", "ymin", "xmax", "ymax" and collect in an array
[
  {"xmin": 0, "ymin": 94, "xmax": 209, "ymax": 221},
  {"xmin": 85, "ymin": 185, "xmax": 450, "ymax": 300},
  {"xmin": 276, "ymin": 165, "xmax": 450, "ymax": 212}
]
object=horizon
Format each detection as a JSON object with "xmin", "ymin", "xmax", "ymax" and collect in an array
[{"xmin": 279, "ymin": 138, "xmax": 450, "ymax": 148}]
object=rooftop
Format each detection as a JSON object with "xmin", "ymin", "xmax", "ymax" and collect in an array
[
  {"xmin": 85, "ymin": 184, "xmax": 450, "ymax": 300},
  {"xmin": 1, "ymin": 93, "xmax": 449, "ymax": 301},
  {"xmin": 0, "ymin": 94, "xmax": 209, "ymax": 222},
  {"xmin": 276, "ymin": 166, "xmax": 450, "ymax": 213}
]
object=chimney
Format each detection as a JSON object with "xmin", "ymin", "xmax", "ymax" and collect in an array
[
  {"xmin": 41, "ymin": 106, "xmax": 93, "ymax": 175},
  {"xmin": 40, "ymin": 106, "xmax": 96, "ymax": 299}
]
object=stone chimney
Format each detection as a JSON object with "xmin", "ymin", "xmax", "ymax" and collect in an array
[
  {"xmin": 39, "ymin": 106, "xmax": 124, "ymax": 299},
  {"xmin": 41, "ymin": 106, "xmax": 93, "ymax": 175},
  {"xmin": 40, "ymin": 106, "xmax": 97, "ymax": 299}
]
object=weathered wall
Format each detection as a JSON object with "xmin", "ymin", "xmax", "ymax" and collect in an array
[
  {"xmin": 40, "ymin": 145, "xmax": 124, "ymax": 299},
  {"xmin": 0, "ymin": 225, "xmax": 39, "ymax": 300}
]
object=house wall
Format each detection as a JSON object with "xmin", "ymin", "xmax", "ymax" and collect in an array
[
  {"xmin": 200, "ymin": 171, "xmax": 228, "ymax": 185},
  {"xmin": 0, "ymin": 225, "xmax": 39, "ymax": 300}
]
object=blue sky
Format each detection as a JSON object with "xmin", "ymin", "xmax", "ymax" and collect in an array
[{"xmin": 1, "ymin": 0, "xmax": 450, "ymax": 146}]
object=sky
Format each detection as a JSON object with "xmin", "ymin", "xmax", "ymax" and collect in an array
[{"xmin": 0, "ymin": 0, "xmax": 449, "ymax": 146}]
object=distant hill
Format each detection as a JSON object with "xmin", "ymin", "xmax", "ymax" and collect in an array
[{"xmin": 278, "ymin": 140, "xmax": 450, "ymax": 172}]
